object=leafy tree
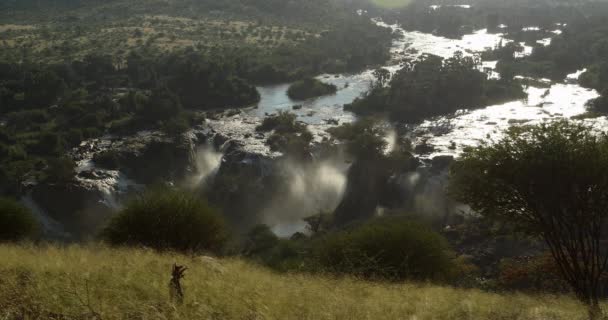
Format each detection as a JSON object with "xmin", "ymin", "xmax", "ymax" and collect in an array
[
  {"xmin": 139, "ymin": 86, "xmax": 182, "ymax": 123},
  {"xmin": 328, "ymin": 118, "xmax": 387, "ymax": 160},
  {"xmin": 286, "ymin": 78, "xmax": 337, "ymax": 100},
  {"xmin": 346, "ymin": 53, "xmax": 525, "ymax": 122},
  {"xmin": 0, "ymin": 197, "xmax": 38, "ymax": 242},
  {"xmin": 242, "ymin": 224, "xmax": 279, "ymax": 257},
  {"xmin": 102, "ymin": 186, "xmax": 227, "ymax": 253},
  {"xmin": 44, "ymin": 157, "xmax": 76, "ymax": 184},
  {"xmin": 450, "ymin": 121, "xmax": 608, "ymax": 317},
  {"xmin": 257, "ymin": 111, "xmax": 313, "ymax": 158}
]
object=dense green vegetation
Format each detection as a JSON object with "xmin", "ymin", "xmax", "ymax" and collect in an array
[
  {"xmin": 255, "ymin": 111, "xmax": 313, "ymax": 158},
  {"xmin": 386, "ymin": 0, "xmax": 593, "ymax": 39},
  {"xmin": 451, "ymin": 121, "xmax": 608, "ymax": 316},
  {"xmin": 483, "ymin": 3, "xmax": 608, "ymax": 115},
  {"xmin": 287, "ymin": 78, "xmax": 337, "ymax": 100},
  {"xmin": 0, "ymin": 51, "xmax": 257, "ymax": 195},
  {"xmin": 346, "ymin": 53, "xmax": 526, "ymax": 122},
  {"xmin": 0, "ymin": 0, "xmax": 394, "ymax": 82},
  {"xmin": 313, "ymin": 218, "xmax": 457, "ymax": 281},
  {"xmin": 5, "ymin": 0, "xmax": 608, "ymax": 317},
  {"xmin": 0, "ymin": 0, "xmax": 396, "ymax": 198},
  {"xmin": 0, "ymin": 197, "xmax": 38, "ymax": 241},
  {"xmin": 102, "ymin": 186, "xmax": 227, "ymax": 253},
  {"xmin": 240, "ymin": 216, "xmax": 461, "ymax": 282}
]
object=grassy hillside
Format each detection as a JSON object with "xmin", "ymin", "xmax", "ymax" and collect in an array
[{"xmin": 0, "ymin": 244, "xmax": 591, "ymax": 319}]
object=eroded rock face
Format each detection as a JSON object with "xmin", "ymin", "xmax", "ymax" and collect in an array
[
  {"xmin": 88, "ymin": 131, "xmax": 200, "ymax": 184},
  {"xmin": 206, "ymin": 147, "xmax": 281, "ymax": 232},
  {"xmin": 333, "ymin": 159, "xmax": 393, "ymax": 226},
  {"xmin": 30, "ymin": 127, "xmax": 212, "ymax": 239},
  {"xmin": 31, "ymin": 182, "xmax": 110, "ymax": 239}
]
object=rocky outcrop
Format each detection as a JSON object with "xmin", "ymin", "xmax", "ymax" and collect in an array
[
  {"xmin": 31, "ymin": 182, "xmax": 111, "ymax": 239},
  {"xmin": 29, "ymin": 127, "xmax": 213, "ymax": 239},
  {"xmin": 88, "ymin": 131, "xmax": 201, "ymax": 184},
  {"xmin": 206, "ymin": 147, "xmax": 281, "ymax": 232},
  {"xmin": 333, "ymin": 159, "xmax": 394, "ymax": 225}
]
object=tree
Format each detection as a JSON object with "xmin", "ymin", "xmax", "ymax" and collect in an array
[
  {"xmin": 0, "ymin": 197, "xmax": 38, "ymax": 241},
  {"xmin": 102, "ymin": 186, "xmax": 227, "ymax": 253},
  {"xmin": 372, "ymin": 68, "xmax": 391, "ymax": 88},
  {"xmin": 450, "ymin": 121, "xmax": 608, "ymax": 318},
  {"xmin": 44, "ymin": 157, "xmax": 76, "ymax": 184},
  {"xmin": 327, "ymin": 118, "xmax": 387, "ymax": 161}
]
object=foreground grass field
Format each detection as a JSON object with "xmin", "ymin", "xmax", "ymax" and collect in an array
[{"xmin": 0, "ymin": 244, "xmax": 592, "ymax": 319}]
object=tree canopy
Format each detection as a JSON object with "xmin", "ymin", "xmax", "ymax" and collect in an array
[{"xmin": 450, "ymin": 121, "xmax": 608, "ymax": 315}]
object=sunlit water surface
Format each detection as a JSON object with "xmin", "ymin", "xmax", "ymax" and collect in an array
[{"xmin": 209, "ymin": 18, "xmax": 601, "ymax": 160}]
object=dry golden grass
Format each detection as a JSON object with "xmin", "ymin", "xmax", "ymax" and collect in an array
[
  {"xmin": 0, "ymin": 24, "xmax": 36, "ymax": 32},
  {"xmin": 0, "ymin": 244, "xmax": 592, "ymax": 319}
]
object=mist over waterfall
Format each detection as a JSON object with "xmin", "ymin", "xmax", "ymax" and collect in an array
[
  {"xmin": 263, "ymin": 159, "xmax": 348, "ymax": 237},
  {"xmin": 188, "ymin": 144, "xmax": 223, "ymax": 188}
]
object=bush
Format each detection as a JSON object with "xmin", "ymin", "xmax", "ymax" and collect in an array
[
  {"xmin": 313, "ymin": 217, "xmax": 457, "ymax": 281},
  {"xmin": 93, "ymin": 150, "xmax": 120, "ymax": 170},
  {"xmin": 242, "ymin": 224, "xmax": 308, "ymax": 272},
  {"xmin": 102, "ymin": 187, "xmax": 227, "ymax": 253},
  {"xmin": 256, "ymin": 111, "xmax": 299, "ymax": 133},
  {"xmin": 0, "ymin": 198, "xmax": 38, "ymax": 242},
  {"xmin": 44, "ymin": 157, "xmax": 76, "ymax": 184},
  {"xmin": 287, "ymin": 78, "xmax": 337, "ymax": 100}
]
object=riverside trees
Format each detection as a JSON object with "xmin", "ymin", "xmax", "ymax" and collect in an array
[
  {"xmin": 450, "ymin": 121, "xmax": 608, "ymax": 318},
  {"xmin": 345, "ymin": 52, "xmax": 525, "ymax": 122}
]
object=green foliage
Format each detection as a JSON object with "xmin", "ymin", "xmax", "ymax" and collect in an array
[
  {"xmin": 241, "ymin": 224, "xmax": 307, "ymax": 271},
  {"xmin": 256, "ymin": 111, "xmax": 299, "ymax": 133},
  {"xmin": 43, "ymin": 157, "xmax": 76, "ymax": 184},
  {"xmin": 346, "ymin": 53, "xmax": 525, "ymax": 122},
  {"xmin": 287, "ymin": 78, "xmax": 337, "ymax": 100},
  {"xmin": 450, "ymin": 121, "xmax": 608, "ymax": 235},
  {"xmin": 257, "ymin": 112, "xmax": 313, "ymax": 157},
  {"xmin": 138, "ymin": 86, "xmax": 182, "ymax": 123},
  {"xmin": 450, "ymin": 121, "xmax": 608, "ymax": 308},
  {"xmin": 328, "ymin": 118, "xmax": 387, "ymax": 160},
  {"xmin": 0, "ymin": 198, "xmax": 38, "ymax": 242},
  {"xmin": 313, "ymin": 217, "xmax": 457, "ymax": 281},
  {"xmin": 242, "ymin": 224, "xmax": 280, "ymax": 257},
  {"xmin": 102, "ymin": 186, "xmax": 227, "ymax": 253}
]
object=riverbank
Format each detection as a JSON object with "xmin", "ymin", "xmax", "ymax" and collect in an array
[{"xmin": 0, "ymin": 244, "xmax": 590, "ymax": 320}]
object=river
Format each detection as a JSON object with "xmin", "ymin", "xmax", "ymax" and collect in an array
[
  {"xmin": 207, "ymin": 18, "xmax": 602, "ymax": 160},
  {"xmin": 48, "ymin": 15, "xmax": 604, "ymax": 238}
]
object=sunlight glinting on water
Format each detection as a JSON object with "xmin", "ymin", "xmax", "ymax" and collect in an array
[
  {"xmin": 209, "ymin": 18, "xmax": 601, "ymax": 160},
  {"xmin": 414, "ymin": 82, "xmax": 602, "ymax": 159}
]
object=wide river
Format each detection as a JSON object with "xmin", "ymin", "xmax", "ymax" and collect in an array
[
  {"xmin": 208, "ymin": 18, "xmax": 602, "ymax": 159},
  {"xmin": 46, "ymin": 16, "xmax": 604, "ymax": 237}
]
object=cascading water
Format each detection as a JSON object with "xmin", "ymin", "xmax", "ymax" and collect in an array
[
  {"xmin": 188, "ymin": 144, "xmax": 223, "ymax": 188},
  {"xmin": 263, "ymin": 159, "xmax": 349, "ymax": 237}
]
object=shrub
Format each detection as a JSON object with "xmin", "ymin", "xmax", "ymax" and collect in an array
[
  {"xmin": 287, "ymin": 78, "xmax": 337, "ymax": 100},
  {"xmin": 256, "ymin": 111, "xmax": 299, "ymax": 133},
  {"xmin": 0, "ymin": 197, "xmax": 38, "ymax": 242},
  {"xmin": 313, "ymin": 217, "xmax": 457, "ymax": 281},
  {"xmin": 93, "ymin": 150, "xmax": 120, "ymax": 170},
  {"xmin": 242, "ymin": 225, "xmax": 309, "ymax": 272},
  {"xmin": 102, "ymin": 187, "xmax": 227, "ymax": 253},
  {"xmin": 242, "ymin": 224, "xmax": 280, "ymax": 257},
  {"xmin": 44, "ymin": 157, "xmax": 76, "ymax": 184}
]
